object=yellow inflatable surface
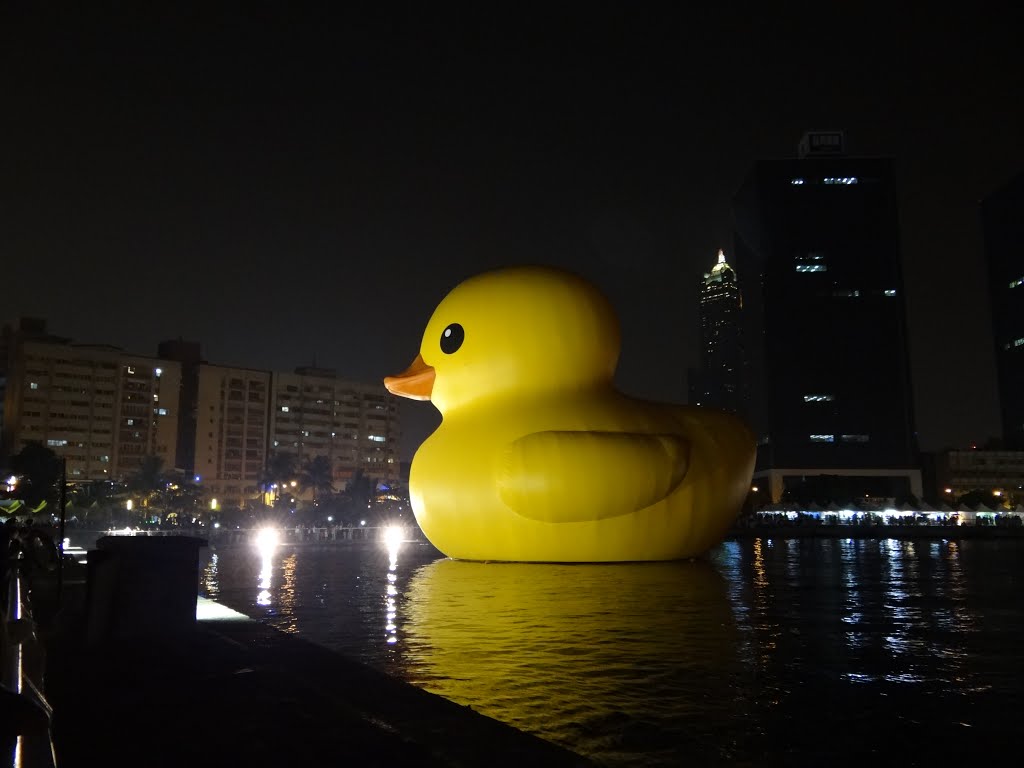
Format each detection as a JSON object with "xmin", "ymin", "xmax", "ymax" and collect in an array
[{"xmin": 384, "ymin": 266, "xmax": 755, "ymax": 562}]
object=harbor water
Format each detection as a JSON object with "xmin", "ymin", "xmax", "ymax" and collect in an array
[{"xmin": 199, "ymin": 536, "xmax": 1024, "ymax": 766}]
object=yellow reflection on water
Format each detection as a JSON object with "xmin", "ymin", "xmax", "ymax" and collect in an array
[
  {"xmin": 752, "ymin": 538, "xmax": 768, "ymax": 589},
  {"xmin": 400, "ymin": 559, "xmax": 736, "ymax": 750},
  {"xmin": 279, "ymin": 553, "xmax": 298, "ymax": 631}
]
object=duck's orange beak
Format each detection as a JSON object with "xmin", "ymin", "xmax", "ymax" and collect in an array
[{"xmin": 384, "ymin": 354, "xmax": 435, "ymax": 401}]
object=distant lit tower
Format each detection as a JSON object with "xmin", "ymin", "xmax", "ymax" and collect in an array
[
  {"xmin": 982, "ymin": 172, "xmax": 1024, "ymax": 449},
  {"xmin": 691, "ymin": 249, "xmax": 745, "ymax": 414}
]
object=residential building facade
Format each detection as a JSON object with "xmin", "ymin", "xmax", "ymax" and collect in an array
[
  {"xmin": 1, "ymin": 320, "xmax": 180, "ymax": 482},
  {"xmin": 932, "ymin": 448, "xmax": 1024, "ymax": 506},
  {"xmin": 269, "ymin": 367, "xmax": 401, "ymax": 493},
  {"xmin": 2, "ymin": 321, "xmax": 403, "ymax": 509},
  {"xmin": 192, "ymin": 364, "xmax": 272, "ymax": 506}
]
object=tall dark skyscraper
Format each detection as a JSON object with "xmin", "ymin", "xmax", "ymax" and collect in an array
[
  {"xmin": 982, "ymin": 172, "xmax": 1024, "ymax": 449},
  {"xmin": 732, "ymin": 131, "xmax": 920, "ymax": 503},
  {"xmin": 690, "ymin": 249, "xmax": 745, "ymax": 414}
]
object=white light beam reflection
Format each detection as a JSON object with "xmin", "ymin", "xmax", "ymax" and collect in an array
[
  {"xmin": 384, "ymin": 525, "xmax": 404, "ymax": 645},
  {"xmin": 255, "ymin": 527, "xmax": 279, "ymax": 606}
]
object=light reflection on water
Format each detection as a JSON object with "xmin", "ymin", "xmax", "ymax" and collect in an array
[
  {"xmin": 201, "ymin": 552, "xmax": 219, "ymax": 600},
  {"xmin": 202, "ymin": 538, "xmax": 1024, "ymax": 767},
  {"xmin": 385, "ymin": 536, "xmax": 401, "ymax": 644},
  {"xmin": 256, "ymin": 551, "xmax": 272, "ymax": 606},
  {"xmin": 401, "ymin": 558, "xmax": 741, "ymax": 762}
]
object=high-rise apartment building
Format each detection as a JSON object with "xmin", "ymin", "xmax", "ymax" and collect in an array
[
  {"xmin": 1, "ymin": 319, "xmax": 180, "ymax": 482},
  {"xmin": 732, "ymin": 132, "xmax": 921, "ymax": 502},
  {"xmin": 3, "ymin": 321, "xmax": 403, "ymax": 509},
  {"xmin": 270, "ymin": 367, "xmax": 400, "ymax": 491},
  {"xmin": 192, "ymin": 364, "xmax": 272, "ymax": 506},
  {"xmin": 982, "ymin": 172, "xmax": 1024, "ymax": 449},
  {"xmin": 690, "ymin": 249, "xmax": 745, "ymax": 414}
]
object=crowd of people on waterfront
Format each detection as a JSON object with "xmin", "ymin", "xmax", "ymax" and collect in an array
[{"xmin": 738, "ymin": 510, "xmax": 1024, "ymax": 529}]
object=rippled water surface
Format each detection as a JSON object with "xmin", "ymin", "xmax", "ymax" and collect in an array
[{"xmin": 201, "ymin": 537, "xmax": 1024, "ymax": 766}]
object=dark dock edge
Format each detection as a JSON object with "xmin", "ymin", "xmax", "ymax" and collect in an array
[{"xmin": 45, "ymin": 608, "xmax": 594, "ymax": 768}]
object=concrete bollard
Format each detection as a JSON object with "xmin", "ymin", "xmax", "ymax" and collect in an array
[{"xmin": 85, "ymin": 536, "xmax": 206, "ymax": 644}]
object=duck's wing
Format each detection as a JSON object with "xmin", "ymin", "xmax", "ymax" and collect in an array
[{"xmin": 497, "ymin": 431, "xmax": 689, "ymax": 523}]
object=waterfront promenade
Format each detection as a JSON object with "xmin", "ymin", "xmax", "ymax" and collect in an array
[
  {"xmin": 45, "ymin": 597, "xmax": 593, "ymax": 767},
  {"xmin": 62, "ymin": 515, "xmax": 1024, "ymax": 556},
  {"xmin": 35, "ymin": 527, "xmax": 1024, "ymax": 766},
  {"xmin": 729, "ymin": 517, "xmax": 1024, "ymax": 540}
]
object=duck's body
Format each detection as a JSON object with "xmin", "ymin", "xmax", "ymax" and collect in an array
[{"xmin": 386, "ymin": 266, "xmax": 755, "ymax": 562}]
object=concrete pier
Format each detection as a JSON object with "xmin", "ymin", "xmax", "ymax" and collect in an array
[{"xmin": 45, "ymin": 601, "xmax": 593, "ymax": 767}]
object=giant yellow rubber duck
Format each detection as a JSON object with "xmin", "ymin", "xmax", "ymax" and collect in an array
[{"xmin": 384, "ymin": 266, "xmax": 755, "ymax": 562}]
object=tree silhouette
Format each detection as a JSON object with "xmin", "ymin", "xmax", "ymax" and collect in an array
[
  {"xmin": 339, "ymin": 468, "xmax": 378, "ymax": 523},
  {"xmin": 8, "ymin": 441, "xmax": 62, "ymax": 508},
  {"xmin": 259, "ymin": 451, "xmax": 298, "ymax": 505},
  {"xmin": 162, "ymin": 476, "xmax": 206, "ymax": 525},
  {"xmin": 299, "ymin": 455, "xmax": 335, "ymax": 504},
  {"xmin": 127, "ymin": 455, "xmax": 166, "ymax": 495},
  {"xmin": 956, "ymin": 489, "xmax": 1006, "ymax": 510}
]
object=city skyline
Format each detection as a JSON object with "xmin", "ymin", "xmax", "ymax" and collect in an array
[
  {"xmin": 0, "ymin": 322, "xmax": 402, "ymax": 505},
  {"xmin": 2, "ymin": 5, "xmax": 1022, "ymax": 460}
]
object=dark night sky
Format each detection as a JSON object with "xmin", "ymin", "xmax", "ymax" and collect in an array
[{"xmin": 2, "ymin": 4, "xmax": 1023, "ymax": 460}]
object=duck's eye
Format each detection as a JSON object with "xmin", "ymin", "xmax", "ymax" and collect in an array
[{"xmin": 440, "ymin": 323, "xmax": 464, "ymax": 354}]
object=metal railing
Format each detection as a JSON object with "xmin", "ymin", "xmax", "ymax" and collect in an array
[{"xmin": 1, "ymin": 533, "xmax": 58, "ymax": 768}]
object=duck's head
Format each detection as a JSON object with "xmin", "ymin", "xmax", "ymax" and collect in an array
[{"xmin": 385, "ymin": 266, "xmax": 621, "ymax": 414}]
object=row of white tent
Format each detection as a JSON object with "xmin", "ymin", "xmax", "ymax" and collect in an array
[
  {"xmin": 754, "ymin": 501, "xmax": 1024, "ymax": 520},
  {"xmin": 753, "ymin": 501, "xmax": 1024, "ymax": 514}
]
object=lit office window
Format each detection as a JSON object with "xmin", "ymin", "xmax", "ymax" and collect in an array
[
  {"xmin": 809, "ymin": 434, "xmax": 835, "ymax": 443},
  {"xmin": 46, "ymin": 439, "xmax": 68, "ymax": 447},
  {"xmin": 368, "ymin": 435, "xmax": 386, "ymax": 442},
  {"xmin": 1010, "ymin": 277, "xmax": 1024, "ymax": 289},
  {"xmin": 823, "ymin": 177, "xmax": 858, "ymax": 185},
  {"xmin": 281, "ymin": 406, "xmax": 289, "ymax": 412},
  {"xmin": 884, "ymin": 289, "xmax": 897, "ymax": 297},
  {"xmin": 29, "ymin": 382, "xmax": 38, "ymax": 390},
  {"xmin": 795, "ymin": 253, "xmax": 827, "ymax": 273},
  {"xmin": 791, "ymin": 178, "xmax": 805, "ymax": 185},
  {"xmin": 803, "ymin": 394, "xmax": 834, "ymax": 402}
]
